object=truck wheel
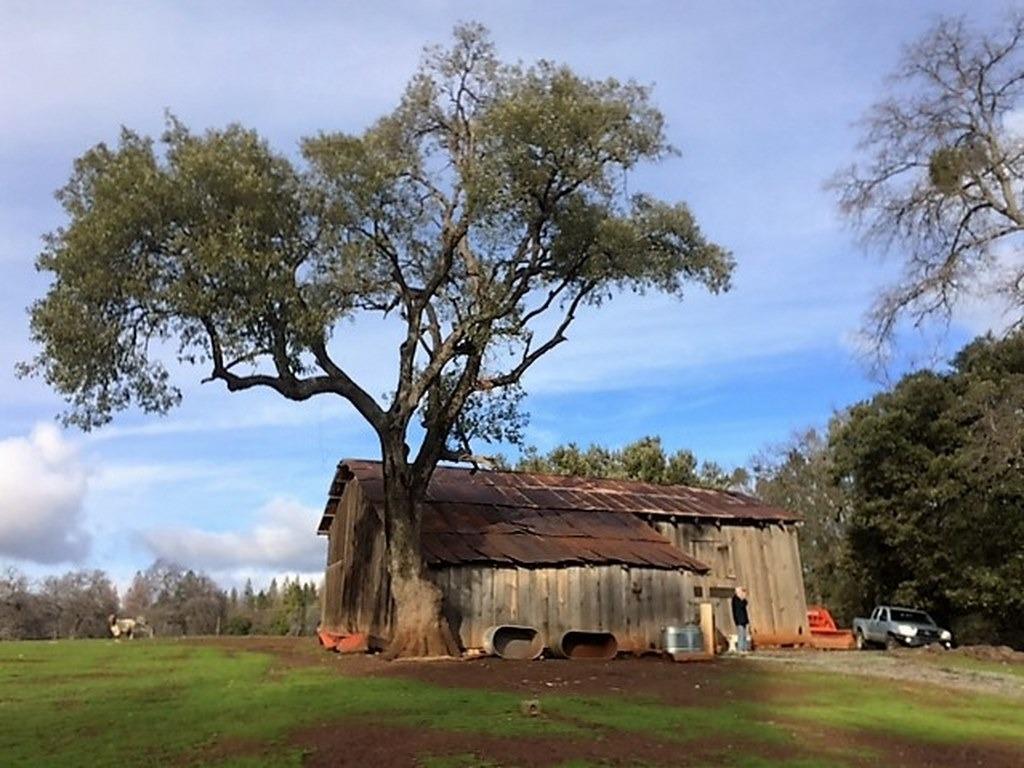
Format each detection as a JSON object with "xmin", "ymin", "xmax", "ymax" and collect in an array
[
  {"xmin": 885, "ymin": 636, "xmax": 900, "ymax": 652},
  {"xmin": 855, "ymin": 630, "xmax": 867, "ymax": 650}
]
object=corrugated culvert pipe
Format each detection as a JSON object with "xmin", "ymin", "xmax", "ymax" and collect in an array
[
  {"xmin": 551, "ymin": 630, "xmax": 618, "ymax": 660},
  {"xmin": 482, "ymin": 625, "xmax": 544, "ymax": 660}
]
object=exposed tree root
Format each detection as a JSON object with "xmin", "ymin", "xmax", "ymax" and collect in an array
[{"xmin": 382, "ymin": 573, "xmax": 460, "ymax": 660}]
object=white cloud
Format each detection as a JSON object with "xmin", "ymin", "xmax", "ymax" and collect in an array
[
  {"xmin": 0, "ymin": 424, "xmax": 90, "ymax": 563},
  {"xmin": 140, "ymin": 496, "xmax": 325, "ymax": 573}
]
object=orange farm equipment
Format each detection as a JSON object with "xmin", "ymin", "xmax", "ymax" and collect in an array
[
  {"xmin": 317, "ymin": 629, "xmax": 369, "ymax": 654},
  {"xmin": 807, "ymin": 605, "xmax": 856, "ymax": 650}
]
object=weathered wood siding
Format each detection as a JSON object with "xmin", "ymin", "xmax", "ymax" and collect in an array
[
  {"xmin": 321, "ymin": 479, "xmax": 806, "ymax": 649},
  {"xmin": 320, "ymin": 482, "xmax": 391, "ymax": 637},
  {"xmin": 321, "ymin": 482, "xmax": 697, "ymax": 649},
  {"xmin": 433, "ymin": 565, "xmax": 695, "ymax": 651},
  {"xmin": 649, "ymin": 518, "xmax": 808, "ymax": 644}
]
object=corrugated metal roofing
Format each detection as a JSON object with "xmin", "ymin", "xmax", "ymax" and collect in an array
[
  {"xmin": 316, "ymin": 460, "xmax": 799, "ymax": 571},
  {"xmin": 319, "ymin": 460, "xmax": 800, "ymax": 528},
  {"xmin": 317, "ymin": 462, "xmax": 706, "ymax": 571},
  {"xmin": 416, "ymin": 503, "xmax": 705, "ymax": 570}
]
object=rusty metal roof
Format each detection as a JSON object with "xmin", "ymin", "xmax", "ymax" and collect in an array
[
  {"xmin": 316, "ymin": 462, "xmax": 705, "ymax": 570},
  {"xmin": 319, "ymin": 460, "xmax": 801, "ymax": 528},
  {"xmin": 418, "ymin": 502, "xmax": 706, "ymax": 570},
  {"xmin": 316, "ymin": 460, "xmax": 798, "ymax": 570}
]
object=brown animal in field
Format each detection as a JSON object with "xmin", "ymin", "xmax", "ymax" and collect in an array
[{"xmin": 108, "ymin": 614, "xmax": 152, "ymax": 640}]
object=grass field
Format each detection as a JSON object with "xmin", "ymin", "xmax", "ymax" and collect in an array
[{"xmin": 1, "ymin": 638, "xmax": 1023, "ymax": 767}]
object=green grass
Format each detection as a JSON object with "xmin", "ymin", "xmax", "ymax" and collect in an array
[
  {"xmin": 0, "ymin": 640, "xmax": 1022, "ymax": 767},
  {"xmin": 755, "ymin": 667, "xmax": 1024, "ymax": 746},
  {"xmin": 0, "ymin": 641, "xmax": 575, "ymax": 768}
]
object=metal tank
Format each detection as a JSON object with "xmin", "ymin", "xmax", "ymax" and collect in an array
[{"xmin": 662, "ymin": 625, "xmax": 703, "ymax": 654}]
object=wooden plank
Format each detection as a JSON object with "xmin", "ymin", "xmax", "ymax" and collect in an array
[
  {"xmin": 603, "ymin": 566, "xmax": 619, "ymax": 636},
  {"xmin": 759, "ymin": 527, "xmax": 780, "ymax": 636},
  {"xmin": 641, "ymin": 569, "xmax": 655, "ymax": 641},
  {"xmin": 568, "ymin": 567, "xmax": 583, "ymax": 629},
  {"xmin": 541, "ymin": 569, "xmax": 552, "ymax": 640}
]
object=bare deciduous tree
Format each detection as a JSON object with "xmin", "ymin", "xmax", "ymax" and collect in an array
[{"xmin": 832, "ymin": 14, "xmax": 1024, "ymax": 359}]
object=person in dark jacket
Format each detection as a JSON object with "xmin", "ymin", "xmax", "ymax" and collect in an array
[{"xmin": 731, "ymin": 586, "xmax": 750, "ymax": 652}]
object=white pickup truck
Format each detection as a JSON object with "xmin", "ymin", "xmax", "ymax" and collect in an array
[{"xmin": 852, "ymin": 605, "xmax": 953, "ymax": 650}]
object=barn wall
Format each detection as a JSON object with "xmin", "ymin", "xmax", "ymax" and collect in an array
[
  {"xmin": 432, "ymin": 565, "xmax": 696, "ymax": 652},
  {"xmin": 320, "ymin": 482, "xmax": 391, "ymax": 638},
  {"xmin": 319, "ymin": 481, "xmax": 796, "ymax": 650},
  {"xmin": 321, "ymin": 483, "xmax": 699, "ymax": 649},
  {"xmin": 649, "ymin": 519, "xmax": 808, "ymax": 645}
]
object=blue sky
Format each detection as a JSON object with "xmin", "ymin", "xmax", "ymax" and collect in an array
[{"xmin": 0, "ymin": 1, "xmax": 1012, "ymax": 588}]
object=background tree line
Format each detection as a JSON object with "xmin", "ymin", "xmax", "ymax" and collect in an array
[
  {"xmin": 760, "ymin": 332, "xmax": 1024, "ymax": 646},
  {"xmin": 0, "ymin": 560, "xmax": 320, "ymax": 641},
  {"xmin": 511, "ymin": 436, "xmax": 750, "ymax": 490}
]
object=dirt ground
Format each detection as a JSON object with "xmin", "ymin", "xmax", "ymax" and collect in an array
[
  {"xmin": 187, "ymin": 638, "xmax": 1024, "ymax": 767},
  {"xmin": 294, "ymin": 720, "xmax": 786, "ymax": 768}
]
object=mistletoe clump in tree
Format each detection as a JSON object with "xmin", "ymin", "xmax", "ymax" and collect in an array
[{"xmin": 21, "ymin": 24, "xmax": 732, "ymax": 657}]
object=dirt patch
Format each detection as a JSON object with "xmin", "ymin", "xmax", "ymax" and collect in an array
[
  {"xmin": 181, "ymin": 637, "xmax": 746, "ymax": 705},
  {"xmin": 293, "ymin": 716, "xmax": 1024, "ymax": 768},
  {"xmin": 294, "ymin": 719, "xmax": 788, "ymax": 768},
  {"xmin": 790, "ymin": 721, "xmax": 1024, "ymax": 768},
  {"xmin": 375, "ymin": 654, "xmax": 739, "ymax": 706},
  {"xmin": 854, "ymin": 729, "xmax": 1024, "ymax": 768}
]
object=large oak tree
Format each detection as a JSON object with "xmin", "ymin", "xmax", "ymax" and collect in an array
[{"xmin": 21, "ymin": 25, "xmax": 732, "ymax": 656}]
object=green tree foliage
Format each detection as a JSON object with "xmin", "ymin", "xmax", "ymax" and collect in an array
[
  {"xmin": 221, "ymin": 574, "xmax": 319, "ymax": 636},
  {"xmin": 831, "ymin": 332, "xmax": 1024, "ymax": 645},
  {"xmin": 19, "ymin": 24, "xmax": 731, "ymax": 656},
  {"xmin": 517, "ymin": 436, "xmax": 744, "ymax": 489}
]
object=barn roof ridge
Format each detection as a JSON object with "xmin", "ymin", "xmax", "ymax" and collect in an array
[{"xmin": 321, "ymin": 458, "xmax": 800, "ymax": 523}]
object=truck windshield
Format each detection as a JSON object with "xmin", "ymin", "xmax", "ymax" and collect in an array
[{"xmin": 890, "ymin": 609, "xmax": 933, "ymax": 624}]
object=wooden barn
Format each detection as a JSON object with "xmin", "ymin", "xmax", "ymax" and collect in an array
[{"xmin": 317, "ymin": 460, "xmax": 808, "ymax": 652}]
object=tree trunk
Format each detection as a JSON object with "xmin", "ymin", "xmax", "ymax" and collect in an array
[{"xmin": 380, "ymin": 450, "xmax": 460, "ymax": 659}]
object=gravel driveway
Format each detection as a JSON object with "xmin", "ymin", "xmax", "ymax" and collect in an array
[{"xmin": 747, "ymin": 647, "xmax": 1024, "ymax": 699}]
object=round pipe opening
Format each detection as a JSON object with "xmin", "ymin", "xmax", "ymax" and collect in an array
[
  {"xmin": 555, "ymin": 630, "xmax": 618, "ymax": 660},
  {"xmin": 482, "ymin": 625, "xmax": 544, "ymax": 660}
]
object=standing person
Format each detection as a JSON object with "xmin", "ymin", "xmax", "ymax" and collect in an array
[{"xmin": 731, "ymin": 586, "xmax": 750, "ymax": 653}]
